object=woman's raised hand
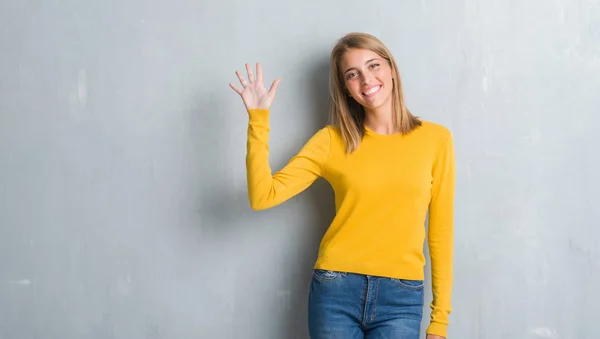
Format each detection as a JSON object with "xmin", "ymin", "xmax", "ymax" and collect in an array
[{"xmin": 229, "ymin": 62, "xmax": 281, "ymax": 111}]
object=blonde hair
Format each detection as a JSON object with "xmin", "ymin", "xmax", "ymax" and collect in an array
[{"xmin": 329, "ymin": 32, "xmax": 421, "ymax": 153}]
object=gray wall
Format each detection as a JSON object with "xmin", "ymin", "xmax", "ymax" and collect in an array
[{"xmin": 1, "ymin": 0, "xmax": 599, "ymax": 338}]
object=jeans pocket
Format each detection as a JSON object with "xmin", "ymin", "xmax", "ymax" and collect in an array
[
  {"xmin": 390, "ymin": 278, "xmax": 424, "ymax": 290},
  {"xmin": 312, "ymin": 269, "xmax": 345, "ymax": 282}
]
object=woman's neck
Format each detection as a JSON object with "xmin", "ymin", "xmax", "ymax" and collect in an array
[{"xmin": 363, "ymin": 103, "xmax": 396, "ymax": 135}]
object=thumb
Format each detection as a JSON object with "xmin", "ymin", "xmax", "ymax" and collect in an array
[{"xmin": 268, "ymin": 78, "xmax": 281, "ymax": 97}]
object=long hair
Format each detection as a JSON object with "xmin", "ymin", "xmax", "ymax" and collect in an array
[{"xmin": 329, "ymin": 32, "xmax": 421, "ymax": 153}]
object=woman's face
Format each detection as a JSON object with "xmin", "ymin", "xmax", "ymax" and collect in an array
[{"xmin": 340, "ymin": 48, "xmax": 394, "ymax": 111}]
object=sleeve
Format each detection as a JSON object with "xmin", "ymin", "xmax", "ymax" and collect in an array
[
  {"xmin": 426, "ymin": 131, "xmax": 456, "ymax": 338},
  {"xmin": 245, "ymin": 108, "xmax": 331, "ymax": 210}
]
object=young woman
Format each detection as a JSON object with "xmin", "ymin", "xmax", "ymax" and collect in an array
[{"xmin": 229, "ymin": 32, "xmax": 455, "ymax": 339}]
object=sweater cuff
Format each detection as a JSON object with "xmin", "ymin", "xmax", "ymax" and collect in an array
[
  {"xmin": 426, "ymin": 322, "xmax": 448, "ymax": 338},
  {"xmin": 247, "ymin": 109, "xmax": 270, "ymax": 126}
]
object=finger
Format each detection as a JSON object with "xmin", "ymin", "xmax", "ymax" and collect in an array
[
  {"xmin": 256, "ymin": 62, "xmax": 263, "ymax": 83},
  {"xmin": 246, "ymin": 63, "xmax": 255, "ymax": 83},
  {"xmin": 229, "ymin": 83, "xmax": 242, "ymax": 95},
  {"xmin": 235, "ymin": 70, "xmax": 248, "ymax": 87},
  {"xmin": 268, "ymin": 78, "xmax": 281, "ymax": 96}
]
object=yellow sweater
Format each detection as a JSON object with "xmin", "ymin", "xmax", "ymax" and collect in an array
[{"xmin": 246, "ymin": 109, "xmax": 455, "ymax": 337}]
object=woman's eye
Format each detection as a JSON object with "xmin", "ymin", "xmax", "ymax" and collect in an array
[{"xmin": 370, "ymin": 63, "xmax": 380, "ymax": 69}]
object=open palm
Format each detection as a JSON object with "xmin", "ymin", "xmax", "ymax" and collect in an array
[{"xmin": 229, "ymin": 62, "xmax": 281, "ymax": 111}]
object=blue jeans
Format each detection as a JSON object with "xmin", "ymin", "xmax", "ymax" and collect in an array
[{"xmin": 308, "ymin": 269, "xmax": 424, "ymax": 339}]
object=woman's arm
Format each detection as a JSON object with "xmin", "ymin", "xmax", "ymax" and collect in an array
[
  {"xmin": 230, "ymin": 63, "xmax": 330, "ymax": 210},
  {"xmin": 246, "ymin": 109, "xmax": 330, "ymax": 210},
  {"xmin": 426, "ymin": 131, "xmax": 456, "ymax": 338}
]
